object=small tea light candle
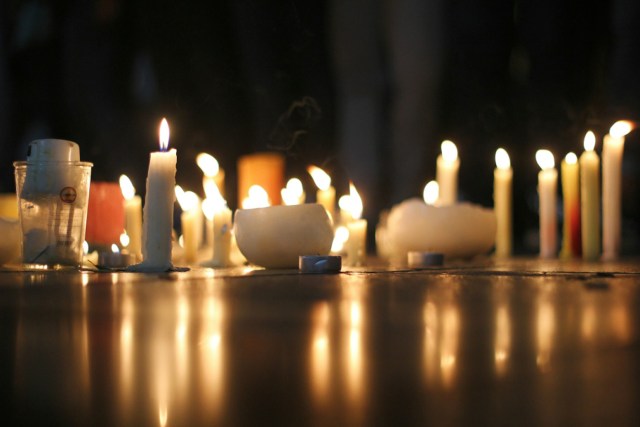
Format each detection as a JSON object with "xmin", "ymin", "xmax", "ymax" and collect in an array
[
  {"xmin": 602, "ymin": 120, "xmax": 634, "ymax": 260},
  {"xmin": 344, "ymin": 182, "xmax": 367, "ymax": 266},
  {"xmin": 560, "ymin": 152, "xmax": 581, "ymax": 258},
  {"xmin": 281, "ymin": 178, "xmax": 306, "ymax": 205},
  {"xmin": 176, "ymin": 186, "xmax": 200, "ymax": 264},
  {"xmin": 308, "ymin": 165, "xmax": 336, "ymax": 220},
  {"xmin": 119, "ymin": 175, "xmax": 142, "ymax": 258},
  {"xmin": 580, "ymin": 131, "xmax": 600, "ymax": 260},
  {"xmin": 197, "ymin": 152, "xmax": 225, "ymax": 198},
  {"xmin": 536, "ymin": 149, "xmax": 557, "ymax": 258},
  {"xmin": 436, "ymin": 140, "xmax": 459, "ymax": 205},
  {"xmin": 493, "ymin": 148, "xmax": 512, "ymax": 258},
  {"xmin": 130, "ymin": 118, "xmax": 177, "ymax": 272}
]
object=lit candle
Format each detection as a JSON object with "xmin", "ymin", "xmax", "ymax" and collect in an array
[
  {"xmin": 493, "ymin": 148, "xmax": 512, "ymax": 258},
  {"xmin": 536, "ymin": 149, "xmax": 557, "ymax": 258},
  {"xmin": 436, "ymin": 140, "xmax": 459, "ymax": 205},
  {"xmin": 344, "ymin": 182, "xmax": 367, "ymax": 266},
  {"xmin": 132, "ymin": 118, "xmax": 177, "ymax": 271},
  {"xmin": 580, "ymin": 131, "xmax": 600, "ymax": 261},
  {"xmin": 281, "ymin": 178, "xmax": 306, "ymax": 205},
  {"xmin": 119, "ymin": 175, "xmax": 142, "ymax": 258},
  {"xmin": 602, "ymin": 120, "xmax": 633, "ymax": 260},
  {"xmin": 308, "ymin": 165, "xmax": 336, "ymax": 220},
  {"xmin": 560, "ymin": 153, "xmax": 581, "ymax": 258},
  {"xmin": 197, "ymin": 152, "xmax": 225, "ymax": 198},
  {"xmin": 207, "ymin": 182, "xmax": 232, "ymax": 267},
  {"xmin": 423, "ymin": 180, "xmax": 439, "ymax": 206},
  {"xmin": 242, "ymin": 185, "xmax": 271, "ymax": 209},
  {"xmin": 176, "ymin": 186, "xmax": 200, "ymax": 264}
]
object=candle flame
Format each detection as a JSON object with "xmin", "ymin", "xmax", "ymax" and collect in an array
[
  {"xmin": 120, "ymin": 231, "xmax": 130, "ymax": 248},
  {"xmin": 338, "ymin": 194, "xmax": 351, "ymax": 211},
  {"xmin": 176, "ymin": 188, "xmax": 199, "ymax": 212},
  {"xmin": 119, "ymin": 174, "xmax": 136, "ymax": 200},
  {"xmin": 159, "ymin": 118, "xmax": 170, "ymax": 151},
  {"xmin": 495, "ymin": 148, "xmax": 511, "ymax": 170},
  {"xmin": 281, "ymin": 178, "xmax": 305, "ymax": 205},
  {"xmin": 536, "ymin": 149, "xmax": 555, "ymax": 170},
  {"xmin": 202, "ymin": 181, "xmax": 227, "ymax": 216},
  {"xmin": 111, "ymin": 244, "xmax": 120, "ymax": 254},
  {"xmin": 331, "ymin": 225, "xmax": 350, "ymax": 253},
  {"xmin": 565, "ymin": 152, "xmax": 578, "ymax": 164},
  {"xmin": 584, "ymin": 131, "xmax": 596, "ymax": 151},
  {"xmin": 441, "ymin": 140, "xmax": 458, "ymax": 163},
  {"xmin": 83, "ymin": 241, "xmax": 89, "ymax": 255},
  {"xmin": 610, "ymin": 120, "xmax": 634, "ymax": 138},
  {"xmin": 202, "ymin": 198, "xmax": 214, "ymax": 220},
  {"xmin": 242, "ymin": 185, "xmax": 271, "ymax": 209},
  {"xmin": 345, "ymin": 182, "xmax": 363, "ymax": 220},
  {"xmin": 307, "ymin": 165, "xmax": 332, "ymax": 191},
  {"xmin": 423, "ymin": 180, "xmax": 439, "ymax": 205},
  {"xmin": 196, "ymin": 152, "xmax": 220, "ymax": 177}
]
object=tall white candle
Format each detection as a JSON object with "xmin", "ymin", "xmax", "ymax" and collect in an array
[
  {"xmin": 176, "ymin": 187, "xmax": 200, "ymax": 264},
  {"xmin": 580, "ymin": 131, "xmax": 600, "ymax": 261},
  {"xmin": 436, "ymin": 140, "xmax": 460, "ymax": 205},
  {"xmin": 602, "ymin": 120, "xmax": 633, "ymax": 260},
  {"xmin": 344, "ymin": 182, "xmax": 367, "ymax": 266},
  {"xmin": 136, "ymin": 118, "xmax": 177, "ymax": 271},
  {"xmin": 212, "ymin": 190, "xmax": 232, "ymax": 268},
  {"xmin": 308, "ymin": 165, "xmax": 335, "ymax": 220},
  {"xmin": 493, "ymin": 148, "xmax": 512, "ymax": 258},
  {"xmin": 119, "ymin": 174, "xmax": 142, "ymax": 258},
  {"xmin": 536, "ymin": 150, "xmax": 557, "ymax": 258}
]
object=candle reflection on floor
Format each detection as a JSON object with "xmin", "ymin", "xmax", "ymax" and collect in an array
[
  {"xmin": 536, "ymin": 295, "xmax": 555, "ymax": 372},
  {"xmin": 199, "ymin": 294, "xmax": 225, "ymax": 420},
  {"xmin": 422, "ymin": 291, "xmax": 460, "ymax": 389},
  {"xmin": 309, "ymin": 302, "xmax": 331, "ymax": 407},
  {"xmin": 494, "ymin": 305, "xmax": 511, "ymax": 376}
]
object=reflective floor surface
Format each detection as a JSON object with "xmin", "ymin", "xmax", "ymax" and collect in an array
[{"xmin": 1, "ymin": 258, "xmax": 639, "ymax": 426}]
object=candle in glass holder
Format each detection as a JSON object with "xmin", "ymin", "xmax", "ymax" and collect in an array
[
  {"xmin": 308, "ymin": 165, "xmax": 335, "ymax": 220},
  {"xmin": 119, "ymin": 174, "xmax": 142, "ymax": 258},
  {"xmin": 436, "ymin": 140, "xmax": 459, "ymax": 205},
  {"xmin": 560, "ymin": 152, "xmax": 581, "ymax": 258},
  {"xmin": 580, "ymin": 131, "xmax": 600, "ymax": 261},
  {"xmin": 602, "ymin": 120, "xmax": 633, "ymax": 260},
  {"xmin": 536, "ymin": 149, "xmax": 557, "ymax": 258},
  {"xmin": 493, "ymin": 148, "xmax": 512, "ymax": 258}
]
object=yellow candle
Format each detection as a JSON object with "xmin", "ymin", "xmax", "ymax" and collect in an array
[
  {"xmin": 119, "ymin": 175, "xmax": 142, "ymax": 258},
  {"xmin": 580, "ymin": 131, "xmax": 600, "ymax": 260},
  {"xmin": 602, "ymin": 120, "xmax": 633, "ymax": 260},
  {"xmin": 493, "ymin": 148, "xmax": 512, "ymax": 258},
  {"xmin": 344, "ymin": 182, "xmax": 367, "ymax": 266},
  {"xmin": 175, "ymin": 187, "xmax": 200, "ymax": 264},
  {"xmin": 308, "ymin": 165, "xmax": 335, "ymax": 220},
  {"xmin": 560, "ymin": 153, "xmax": 581, "ymax": 258},
  {"xmin": 536, "ymin": 150, "xmax": 557, "ymax": 258},
  {"xmin": 436, "ymin": 140, "xmax": 460, "ymax": 205}
]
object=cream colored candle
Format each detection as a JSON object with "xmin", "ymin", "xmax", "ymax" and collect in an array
[
  {"xmin": 136, "ymin": 118, "xmax": 177, "ymax": 271},
  {"xmin": 308, "ymin": 165, "xmax": 335, "ymax": 220},
  {"xmin": 281, "ymin": 178, "xmax": 306, "ymax": 205},
  {"xmin": 536, "ymin": 150, "xmax": 557, "ymax": 258},
  {"xmin": 602, "ymin": 120, "xmax": 633, "ymax": 260},
  {"xmin": 560, "ymin": 153, "xmax": 581, "ymax": 258},
  {"xmin": 493, "ymin": 148, "xmax": 512, "ymax": 258},
  {"xmin": 176, "ymin": 187, "xmax": 200, "ymax": 264},
  {"xmin": 119, "ymin": 175, "xmax": 142, "ymax": 258},
  {"xmin": 580, "ymin": 131, "xmax": 600, "ymax": 261},
  {"xmin": 436, "ymin": 140, "xmax": 460, "ymax": 205},
  {"xmin": 197, "ymin": 152, "xmax": 225, "ymax": 198},
  {"xmin": 344, "ymin": 182, "xmax": 367, "ymax": 266},
  {"xmin": 204, "ymin": 182, "xmax": 232, "ymax": 267}
]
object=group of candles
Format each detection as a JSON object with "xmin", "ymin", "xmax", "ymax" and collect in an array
[{"xmin": 96, "ymin": 117, "xmax": 633, "ymax": 271}]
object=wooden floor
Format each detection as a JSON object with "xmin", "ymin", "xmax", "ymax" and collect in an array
[{"xmin": 1, "ymin": 258, "xmax": 639, "ymax": 426}]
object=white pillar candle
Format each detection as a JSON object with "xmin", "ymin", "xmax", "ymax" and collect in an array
[
  {"xmin": 602, "ymin": 120, "xmax": 633, "ymax": 260},
  {"xmin": 176, "ymin": 187, "xmax": 200, "ymax": 264},
  {"xmin": 281, "ymin": 178, "xmax": 306, "ymax": 205},
  {"xmin": 560, "ymin": 153, "xmax": 581, "ymax": 258},
  {"xmin": 308, "ymin": 165, "xmax": 335, "ymax": 221},
  {"xmin": 536, "ymin": 150, "xmax": 557, "ymax": 258},
  {"xmin": 119, "ymin": 175, "xmax": 142, "ymax": 258},
  {"xmin": 436, "ymin": 140, "xmax": 460, "ymax": 206},
  {"xmin": 580, "ymin": 131, "xmax": 600, "ymax": 260},
  {"xmin": 344, "ymin": 182, "xmax": 367, "ymax": 266},
  {"xmin": 136, "ymin": 118, "xmax": 177, "ymax": 271},
  {"xmin": 493, "ymin": 148, "xmax": 512, "ymax": 258}
]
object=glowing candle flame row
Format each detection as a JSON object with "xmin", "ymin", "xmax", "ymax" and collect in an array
[
  {"xmin": 196, "ymin": 153, "xmax": 220, "ymax": 177},
  {"xmin": 584, "ymin": 131, "xmax": 596, "ymax": 152},
  {"xmin": 308, "ymin": 165, "xmax": 331, "ymax": 191},
  {"xmin": 536, "ymin": 149, "xmax": 555, "ymax": 170},
  {"xmin": 423, "ymin": 180, "xmax": 439, "ymax": 205},
  {"xmin": 159, "ymin": 118, "xmax": 170, "ymax": 151},
  {"xmin": 119, "ymin": 174, "xmax": 136, "ymax": 200},
  {"xmin": 495, "ymin": 148, "xmax": 510, "ymax": 170}
]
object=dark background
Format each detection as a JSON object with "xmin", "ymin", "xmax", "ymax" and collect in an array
[{"xmin": 1, "ymin": 0, "xmax": 639, "ymax": 254}]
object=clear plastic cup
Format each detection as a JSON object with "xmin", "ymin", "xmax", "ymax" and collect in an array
[{"xmin": 14, "ymin": 161, "xmax": 93, "ymax": 268}]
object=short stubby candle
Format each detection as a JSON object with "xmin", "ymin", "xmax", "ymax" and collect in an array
[
  {"xmin": 536, "ymin": 149, "xmax": 557, "ymax": 258},
  {"xmin": 119, "ymin": 174, "xmax": 142, "ymax": 258},
  {"xmin": 436, "ymin": 140, "xmax": 459, "ymax": 206},
  {"xmin": 133, "ymin": 118, "xmax": 177, "ymax": 271},
  {"xmin": 602, "ymin": 120, "xmax": 634, "ymax": 260},
  {"xmin": 493, "ymin": 148, "xmax": 512, "ymax": 258},
  {"xmin": 560, "ymin": 153, "xmax": 581, "ymax": 258},
  {"xmin": 580, "ymin": 131, "xmax": 600, "ymax": 261},
  {"xmin": 308, "ymin": 165, "xmax": 336, "ymax": 221}
]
